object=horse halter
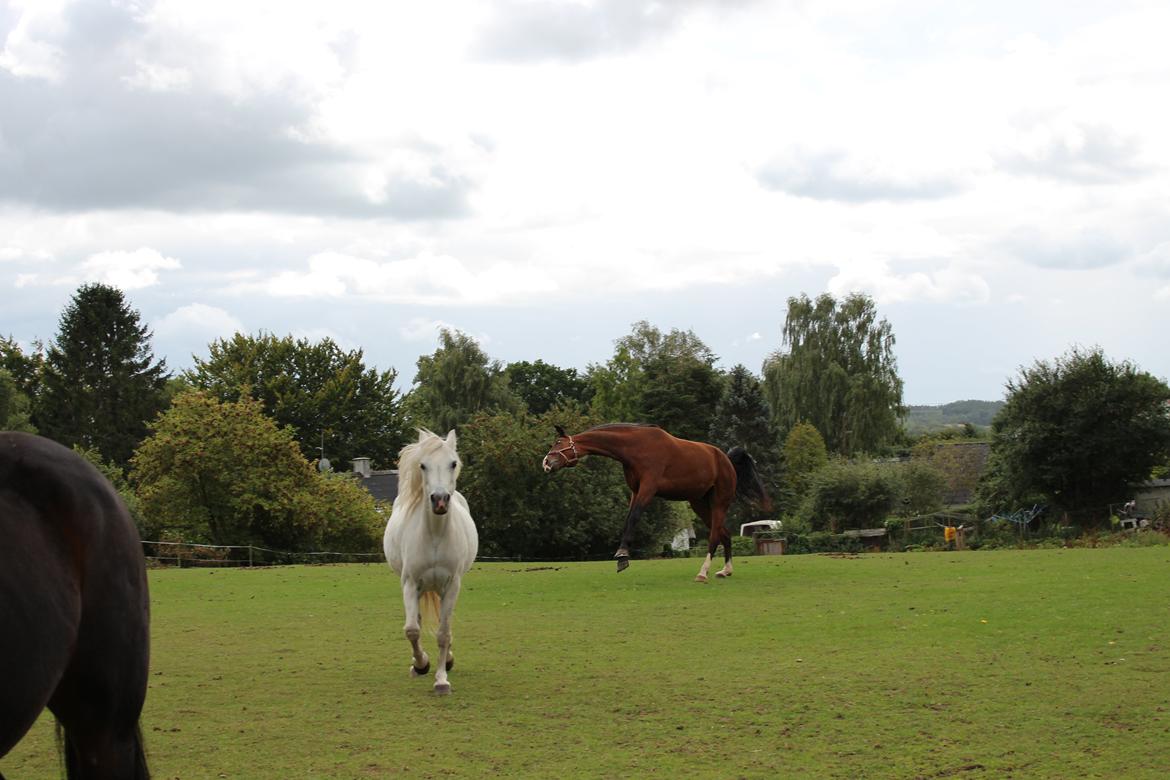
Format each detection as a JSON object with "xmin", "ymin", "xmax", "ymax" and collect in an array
[{"xmin": 548, "ymin": 436, "xmax": 581, "ymax": 468}]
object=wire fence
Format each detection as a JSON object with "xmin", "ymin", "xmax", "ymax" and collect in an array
[{"xmin": 141, "ymin": 540, "xmax": 526, "ymax": 568}]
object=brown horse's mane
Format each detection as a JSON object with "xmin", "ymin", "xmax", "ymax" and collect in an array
[{"xmin": 584, "ymin": 422, "xmax": 660, "ymax": 433}]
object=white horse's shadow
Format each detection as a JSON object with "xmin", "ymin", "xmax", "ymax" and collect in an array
[{"xmin": 383, "ymin": 429, "xmax": 478, "ymax": 694}]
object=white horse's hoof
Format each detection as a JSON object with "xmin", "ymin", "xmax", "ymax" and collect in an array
[
  {"xmin": 694, "ymin": 574, "xmax": 708, "ymax": 583},
  {"xmin": 433, "ymin": 682, "xmax": 451, "ymax": 695}
]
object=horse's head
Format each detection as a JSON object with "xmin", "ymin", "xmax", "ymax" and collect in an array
[
  {"xmin": 542, "ymin": 425, "xmax": 580, "ymax": 474},
  {"xmin": 415, "ymin": 429, "xmax": 461, "ymax": 515}
]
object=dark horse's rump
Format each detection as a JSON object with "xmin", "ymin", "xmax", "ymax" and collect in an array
[{"xmin": 0, "ymin": 432, "xmax": 150, "ymax": 779}]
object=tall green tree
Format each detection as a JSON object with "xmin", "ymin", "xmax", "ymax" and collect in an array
[
  {"xmin": 978, "ymin": 347, "xmax": 1170, "ymax": 520},
  {"xmin": 763, "ymin": 293, "xmax": 903, "ymax": 455},
  {"xmin": 707, "ymin": 365, "xmax": 777, "ymax": 454},
  {"xmin": 587, "ymin": 321, "xmax": 724, "ymax": 440},
  {"xmin": 185, "ymin": 333, "xmax": 406, "ymax": 469},
  {"xmin": 505, "ymin": 359, "xmax": 592, "ymax": 414},
  {"xmin": 0, "ymin": 368, "xmax": 36, "ymax": 432},
  {"xmin": 585, "ymin": 345, "xmax": 644, "ymax": 422},
  {"xmin": 131, "ymin": 391, "xmax": 382, "ymax": 550},
  {"xmin": 0, "ymin": 335, "xmax": 43, "ymax": 398},
  {"xmin": 707, "ymin": 364, "xmax": 781, "ymax": 527},
  {"xmin": 36, "ymin": 284, "xmax": 169, "ymax": 466},
  {"xmin": 403, "ymin": 328, "xmax": 521, "ymax": 432}
]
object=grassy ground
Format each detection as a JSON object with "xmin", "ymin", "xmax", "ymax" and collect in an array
[{"xmin": 5, "ymin": 548, "xmax": 1170, "ymax": 779}]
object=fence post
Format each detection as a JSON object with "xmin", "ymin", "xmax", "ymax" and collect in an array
[{"xmin": 249, "ymin": 545, "xmax": 254, "ymax": 567}]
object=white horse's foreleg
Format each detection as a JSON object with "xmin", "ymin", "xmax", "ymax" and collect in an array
[
  {"xmin": 401, "ymin": 579, "xmax": 430, "ymax": 675},
  {"xmin": 433, "ymin": 577, "xmax": 462, "ymax": 695}
]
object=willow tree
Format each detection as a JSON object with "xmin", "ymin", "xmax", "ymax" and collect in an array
[{"xmin": 763, "ymin": 293, "xmax": 903, "ymax": 455}]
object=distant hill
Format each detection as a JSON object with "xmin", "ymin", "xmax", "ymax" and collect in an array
[{"xmin": 902, "ymin": 400, "xmax": 1004, "ymax": 435}]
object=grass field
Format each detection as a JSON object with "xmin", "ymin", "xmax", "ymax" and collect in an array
[{"xmin": 5, "ymin": 548, "xmax": 1170, "ymax": 779}]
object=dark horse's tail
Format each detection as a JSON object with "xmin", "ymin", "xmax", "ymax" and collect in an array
[{"xmin": 727, "ymin": 447, "xmax": 773, "ymax": 513}]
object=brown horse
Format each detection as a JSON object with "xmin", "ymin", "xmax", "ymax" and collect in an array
[
  {"xmin": 0, "ymin": 433, "xmax": 151, "ymax": 779},
  {"xmin": 542, "ymin": 423, "xmax": 770, "ymax": 582}
]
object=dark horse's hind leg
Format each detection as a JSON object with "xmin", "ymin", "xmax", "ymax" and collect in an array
[
  {"xmin": 58, "ymin": 723, "xmax": 148, "ymax": 780},
  {"xmin": 49, "ymin": 600, "xmax": 150, "ymax": 779}
]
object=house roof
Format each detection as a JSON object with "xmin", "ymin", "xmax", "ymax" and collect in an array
[{"xmin": 354, "ymin": 470, "xmax": 399, "ymax": 504}]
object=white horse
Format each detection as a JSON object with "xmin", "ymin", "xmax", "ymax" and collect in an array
[{"xmin": 383, "ymin": 429, "xmax": 478, "ymax": 694}]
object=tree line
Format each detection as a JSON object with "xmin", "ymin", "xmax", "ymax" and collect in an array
[{"xmin": 3, "ymin": 283, "xmax": 1169, "ymax": 558}]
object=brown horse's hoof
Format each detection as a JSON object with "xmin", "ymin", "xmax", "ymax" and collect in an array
[
  {"xmin": 411, "ymin": 661, "xmax": 431, "ymax": 677},
  {"xmin": 615, "ymin": 556, "xmax": 630, "ymax": 573},
  {"xmin": 694, "ymin": 574, "xmax": 708, "ymax": 583}
]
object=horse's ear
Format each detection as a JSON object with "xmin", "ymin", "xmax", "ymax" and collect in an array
[
  {"xmin": 445, "ymin": 429, "xmax": 457, "ymax": 448},
  {"xmin": 417, "ymin": 429, "xmax": 431, "ymax": 443},
  {"xmin": 555, "ymin": 425, "xmax": 567, "ymax": 438}
]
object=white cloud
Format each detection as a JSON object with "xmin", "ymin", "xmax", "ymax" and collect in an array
[
  {"xmin": 0, "ymin": 0, "xmax": 67, "ymax": 82},
  {"xmin": 401, "ymin": 318, "xmax": 466, "ymax": 342},
  {"xmin": 245, "ymin": 250, "xmax": 557, "ymax": 305},
  {"xmin": 3, "ymin": 1, "xmax": 1170, "ymax": 400},
  {"xmin": 827, "ymin": 262, "xmax": 991, "ymax": 305},
  {"xmin": 122, "ymin": 60, "xmax": 192, "ymax": 92},
  {"xmin": 155, "ymin": 303, "xmax": 244, "ymax": 341},
  {"xmin": 398, "ymin": 318, "xmax": 491, "ymax": 349},
  {"xmin": 81, "ymin": 247, "xmax": 181, "ymax": 290}
]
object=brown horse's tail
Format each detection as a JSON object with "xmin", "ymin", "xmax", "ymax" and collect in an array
[{"xmin": 727, "ymin": 447, "xmax": 773, "ymax": 513}]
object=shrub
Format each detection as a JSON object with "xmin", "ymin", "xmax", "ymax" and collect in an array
[{"xmin": 798, "ymin": 460, "xmax": 898, "ymax": 532}]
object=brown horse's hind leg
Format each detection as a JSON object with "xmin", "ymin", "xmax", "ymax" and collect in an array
[
  {"xmin": 697, "ymin": 496, "xmax": 735, "ymax": 582},
  {"xmin": 691, "ymin": 496, "xmax": 719, "ymax": 583},
  {"xmin": 715, "ymin": 524, "xmax": 734, "ymax": 579}
]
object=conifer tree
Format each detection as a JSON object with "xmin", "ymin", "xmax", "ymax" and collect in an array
[{"xmin": 36, "ymin": 284, "xmax": 169, "ymax": 466}]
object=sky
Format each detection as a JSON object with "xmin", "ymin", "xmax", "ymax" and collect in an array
[{"xmin": 1, "ymin": 0, "xmax": 1168, "ymax": 405}]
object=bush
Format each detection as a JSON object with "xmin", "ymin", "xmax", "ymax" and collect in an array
[
  {"xmin": 780, "ymin": 531, "xmax": 864, "ymax": 555},
  {"xmin": 798, "ymin": 460, "xmax": 898, "ymax": 532},
  {"xmin": 732, "ymin": 536, "xmax": 756, "ymax": 557}
]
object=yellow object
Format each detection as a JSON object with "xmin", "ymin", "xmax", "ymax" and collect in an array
[{"xmin": 944, "ymin": 526, "xmax": 957, "ymax": 542}]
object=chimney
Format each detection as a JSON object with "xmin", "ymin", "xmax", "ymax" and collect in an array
[{"xmin": 351, "ymin": 457, "xmax": 371, "ymax": 478}]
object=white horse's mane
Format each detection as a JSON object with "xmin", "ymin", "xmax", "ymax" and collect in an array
[{"xmin": 395, "ymin": 429, "xmax": 459, "ymax": 517}]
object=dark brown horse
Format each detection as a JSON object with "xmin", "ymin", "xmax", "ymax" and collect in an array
[
  {"xmin": 0, "ymin": 433, "xmax": 151, "ymax": 779},
  {"xmin": 542, "ymin": 423, "xmax": 770, "ymax": 582}
]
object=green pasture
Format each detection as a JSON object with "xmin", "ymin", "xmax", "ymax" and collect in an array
[{"xmin": 5, "ymin": 549, "xmax": 1170, "ymax": 779}]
